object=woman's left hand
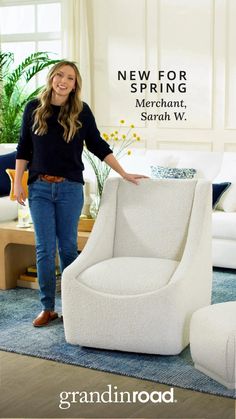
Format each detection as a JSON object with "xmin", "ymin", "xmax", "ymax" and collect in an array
[{"xmin": 122, "ymin": 172, "xmax": 149, "ymax": 185}]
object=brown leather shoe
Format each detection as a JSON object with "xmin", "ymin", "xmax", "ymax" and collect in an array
[{"xmin": 33, "ymin": 310, "xmax": 58, "ymax": 327}]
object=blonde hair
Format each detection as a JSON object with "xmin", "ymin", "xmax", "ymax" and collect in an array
[{"xmin": 32, "ymin": 61, "xmax": 83, "ymax": 143}]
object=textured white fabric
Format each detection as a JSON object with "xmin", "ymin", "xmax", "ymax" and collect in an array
[
  {"xmin": 62, "ymin": 178, "xmax": 212, "ymax": 355},
  {"xmin": 0, "ymin": 196, "xmax": 17, "ymax": 222},
  {"xmin": 214, "ymin": 152, "xmax": 236, "ymax": 180},
  {"xmin": 113, "ymin": 179, "xmax": 196, "ymax": 260},
  {"xmin": 212, "ymin": 211, "xmax": 236, "ymax": 240},
  {"xmin": 176, "ymin": 151, "xmax": 223, "ymax": 180},
  {"xmin": 190, "ymin": 302, "xmax": 236, "ymax": 389},
  {"xmin": 212, "ymin": 239, "xmax": 236, "ymax": 269},
  {"xmin": 79, "ymin": 257, "xmax": 179, "ymax": 295}
]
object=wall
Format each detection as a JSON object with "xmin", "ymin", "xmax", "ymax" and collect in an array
[{"xmin": 85, "ymin": 0, "xmax": 236, "ymax": 152}]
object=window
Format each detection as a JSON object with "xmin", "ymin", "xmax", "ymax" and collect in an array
[{"xmin": 0, "ymin": 0, "xmax": 61, "ymax": 87}]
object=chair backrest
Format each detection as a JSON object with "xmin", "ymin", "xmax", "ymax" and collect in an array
[{"xmin": 113, "ymin": 179, "xmax": 197, "ymax": 261}]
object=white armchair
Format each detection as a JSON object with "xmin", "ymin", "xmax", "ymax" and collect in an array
[{"xmin": 62, "ymin": 178, "xmax": 212, "ymax": 355}]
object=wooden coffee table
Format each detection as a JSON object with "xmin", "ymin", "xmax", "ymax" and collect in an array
[{"xmin": 0, "ymin": 221, "xmax": 90, "ymax": 290}]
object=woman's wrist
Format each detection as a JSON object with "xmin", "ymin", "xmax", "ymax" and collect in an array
[
  {"xmin": 119, "ymin": 169, "xmax": 127, "ymax": 179},
  {"xmin": 14, "ymin": 178, "xmax": 23, "ymax": 186},
  {"xmin": 104, "ymin": 154, "xmax": 126, "ymax": 178}
]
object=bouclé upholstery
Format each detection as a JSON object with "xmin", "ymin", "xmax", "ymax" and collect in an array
[{"xmin": 62, "ymin": 178, "xmax": 212, "ymax": 354}]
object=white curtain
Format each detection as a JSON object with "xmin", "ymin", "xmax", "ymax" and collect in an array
[{"xmin": 61, "ymin": 0, "xmax": 92, "ymax": 104}]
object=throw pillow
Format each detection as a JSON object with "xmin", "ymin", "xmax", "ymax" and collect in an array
[
  {"xmin": 212, "ymin": 182, "xmax": 231, "ymax": 209},
  {"xmin": 215, "ymin": 183, "xmax": 236, "ymax": 212},
  {"xmin": 150, "ymin": 165, "xmax": 196, "ymax": 179},
  {"xmin": 0, "ymin": 151, "xmax": 16, "ymax": 197},
  {"xmin": 213, "ymin": 153, "xmax": 236, "ymax": 212},
  {"xmin": 5, "ymin": 169, "xmax": 29, "ymax": 200}
]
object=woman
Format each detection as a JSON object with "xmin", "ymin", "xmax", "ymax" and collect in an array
[{"xmin": 14, "ymin": 60, "xmax": 146, "ymax": 327}]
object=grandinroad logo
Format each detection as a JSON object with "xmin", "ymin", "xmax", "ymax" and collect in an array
[{"xmin": 59, "ymin": 385, "xmax": 177, "ymax": 409}]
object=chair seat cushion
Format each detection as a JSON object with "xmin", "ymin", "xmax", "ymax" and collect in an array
[{"xmin": 79, "ymin": 257, "xmax": 179, "ymax": 295}]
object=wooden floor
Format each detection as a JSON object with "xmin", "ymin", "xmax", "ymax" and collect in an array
[
  {"xmin": 0, "ymin": 351, "xmax": 235, "ymax": 419},
  {"xmin": 1, "ymin": 228, "xmax": 234, "ymax": 419}
]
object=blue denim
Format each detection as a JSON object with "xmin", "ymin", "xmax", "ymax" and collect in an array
[{"xmin": 28, "ymin": 179, "xmax": 84, "ymax": 311}]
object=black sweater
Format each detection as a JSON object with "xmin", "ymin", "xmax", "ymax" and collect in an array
[{"xmin": 16, "ymin": 99, "xmax": 112, "ymax": 184}]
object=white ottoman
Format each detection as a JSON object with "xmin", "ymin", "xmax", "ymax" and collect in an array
[{"xmin": 190, "ymin": 302, "xmax": 236, "ymax": 389}]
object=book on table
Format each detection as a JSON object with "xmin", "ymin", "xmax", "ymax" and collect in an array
[{"xmin": 17, "ymin": 265, "xmax": 61, "ymax": 291}]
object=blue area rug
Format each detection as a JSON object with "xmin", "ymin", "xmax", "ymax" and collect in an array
[{"xmin": 0, "ymin": 268, "xmax": 235, "ymax": 399}]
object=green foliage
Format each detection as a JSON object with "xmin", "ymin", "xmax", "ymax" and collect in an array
[{"xmin": 0, "ymin": 51, "xmax": 60, "ymax": 143}]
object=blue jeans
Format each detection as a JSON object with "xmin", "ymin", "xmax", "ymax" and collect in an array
[{"xmin": 28, "ymin": 179, "xmax": 84, "ymax": 311}]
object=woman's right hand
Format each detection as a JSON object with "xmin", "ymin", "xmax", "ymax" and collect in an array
[{"xmin": 14, "ymin": 182, "xmax": 26, "ymax": 206}]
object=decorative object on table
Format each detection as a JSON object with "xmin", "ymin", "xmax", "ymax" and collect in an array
[
  {"xmin": 83, "ymin": 120, "xmax": 141, "ymax": 218},
  {"xmin": 150, "ymin": 165, "xmax": 197, "ymax": 179},
  {"xmin": 6, "ymin": 168, "xmax": 29, "ymax": 200},
  {"xmin": 80, "ymin": 180, "xmax": 92, "ymax": 217},
  {"xmin": 17, "ymin": 200, "xmax": 31, "ymax": 228},
  {"xmin": 89, "ymin": 193, "xmax": 100, "ymax": 219},
  {"xmin": 78, "ymin": 181, "xmax": 95, "ymax": 231},
  {"xmin": 6, "ymin": 169, "xmax": 31, "ymax": 227}
]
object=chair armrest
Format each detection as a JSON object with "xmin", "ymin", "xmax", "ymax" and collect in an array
[
  {"xmin": 63, "ymin": 178, "xmax": 120, "ymax": 279},
  {"xmin": 170, "ymin": 180, "xmax": 212, "ymax": 288}
]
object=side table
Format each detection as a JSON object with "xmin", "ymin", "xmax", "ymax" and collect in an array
[{"xmin": 0, "ymin": 221, "xmax": 90, "ymax": 290}]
